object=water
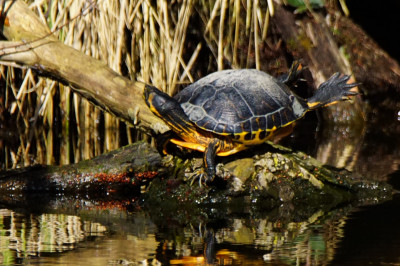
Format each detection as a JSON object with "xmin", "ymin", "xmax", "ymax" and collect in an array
[
  {"xmin": 332, "ymin": 195, "xmax": 400, "ymax": 265},
  {"xmin": 2, "ymin": 195, "xmax": 400, "ymax": 265},
  {"xmin": 0, "ymin": 205, "xmax": 348, "ymax": 265}
]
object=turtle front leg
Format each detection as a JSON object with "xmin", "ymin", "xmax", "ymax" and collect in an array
[{"xmin": 203, "ymin": 139, "xmax": 221, "ymax": 182}]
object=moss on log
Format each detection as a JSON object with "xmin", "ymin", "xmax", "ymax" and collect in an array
[
  {"xmin": 0, "ymin": 141, "xmax": 392, "ymax": 212},
  {"xmin": 145, "ymin": 142, "xmax": 392, "ymax": 211}
]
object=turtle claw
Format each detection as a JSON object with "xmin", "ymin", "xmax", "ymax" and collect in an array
[
  {"xmin": 308, "ymin": 73, "xmax": 360, "ymax": 108},
  {"xmin": 194, "ymin": 170, "xmax": 207, "ymax": 187},
  {"xmin": 184, "ymin": 167, "xmax": 213, "ymax": 187},
  {"xmin": 320, "ymin": 73, "xmax": 360, "ymax": 98},
  {"xmin": 184, "ymin": 168, "xmax": 204, "ymax": 187}
]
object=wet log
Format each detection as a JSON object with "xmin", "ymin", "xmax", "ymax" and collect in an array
[
  {"xmin": 335, "ymin": 8, "xmax": 400, "ymax": 111},
  {"xmin": 0, "ymin": 142, "xmax": 161, "ymax": 196},
  {"xmin": 261, "ymin": 4, "xmax": 365, "ymax": 127},
  {"xmin": 269, "ymin": 3, "xmax": 400, "ymax": 176},
  {"xmin": 272, "ymin": 2, "xmax": 400, "ymax": 112},
  {"xmin": 0, "ymin": 141, "xmax": 392, "ymax": 213}
]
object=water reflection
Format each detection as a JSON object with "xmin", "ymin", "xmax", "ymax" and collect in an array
[
  {"xmin": 0, "ymin": 210, "xmax": 107, "ymax": 265},
  {"xmin": 0, "ymin": 202, "xmax": 356, "ymax": 265}
]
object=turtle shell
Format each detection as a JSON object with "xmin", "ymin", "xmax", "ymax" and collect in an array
[{"xmin": 174, "ymin": 69, "xmax": 308, "ymax": 142}]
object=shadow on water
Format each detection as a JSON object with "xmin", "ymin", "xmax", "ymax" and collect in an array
[{"xmin": 332, "ymin": 194, "xmax": 400, "ymax": 266}]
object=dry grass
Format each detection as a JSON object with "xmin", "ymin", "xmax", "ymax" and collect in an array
[
  {"xmin": 0, "ymin": 0, "xmax": 273, "ymax": 168},
  {"xmin": 198, "ymin": 0, "xmax": 271, "ymax": 70}
]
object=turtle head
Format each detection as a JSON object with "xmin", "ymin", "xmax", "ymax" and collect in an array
[
  {"xmin": 144, "ymin": 85, "xmax": 198, "ymax": 136},
  {"xmin": 144, "ymin": 85, "xmax": 179, "ymax": 117}
]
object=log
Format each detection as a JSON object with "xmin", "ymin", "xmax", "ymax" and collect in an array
[
  {"xmin": 0, "ymin": 141, "xmax": 392, "ymax": 211},
  {"xmin": 0, "ymin": 142, "xmax": 161, "ymax": 195},
  {"xmin": 271, "ymin": 2, "xmax": 400, "ymax": 111}
]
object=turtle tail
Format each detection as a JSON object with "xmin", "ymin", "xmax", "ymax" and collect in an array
[{"xmin": 307, "ymin": 73, "xmax": 360, "ymax": 109}]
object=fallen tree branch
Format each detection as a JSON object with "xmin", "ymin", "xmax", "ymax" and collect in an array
[{"xmin": 0, "ymin": 0, "xmax": 169, "ymax": 133}]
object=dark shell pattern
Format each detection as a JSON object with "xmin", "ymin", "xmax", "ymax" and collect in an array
[{"xmin": 174, "ymin": 69, "xmax": 308, "ymax": 139}]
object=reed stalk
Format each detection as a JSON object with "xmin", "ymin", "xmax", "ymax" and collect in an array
[{"xmin": 0, "ymin": 0, "xmax": 271, "ymax": 168}]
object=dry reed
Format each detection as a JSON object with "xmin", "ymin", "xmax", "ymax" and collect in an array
[{"xmin": 0, "ymin": 0, "xmax": 272, "ymax": 168}]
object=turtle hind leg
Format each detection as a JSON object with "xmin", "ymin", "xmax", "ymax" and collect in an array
[{"xmin": 307, "ymin": 73, "xmax": 360, "ymax": 109}]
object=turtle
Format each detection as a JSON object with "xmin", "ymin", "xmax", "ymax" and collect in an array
[{"xmin": 144, "ymin": 63, "xmax": 359, "ymax": 182}]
